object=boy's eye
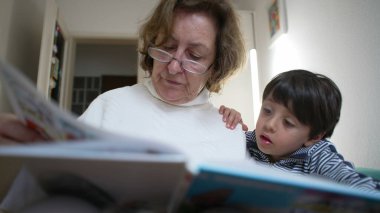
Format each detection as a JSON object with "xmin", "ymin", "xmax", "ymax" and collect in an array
[
  {"xmin": 262, "ymin": 107, "xmax": 271, "ymax": 115},
  {"xmin": 284, "ymin": 119, "xmax": 295, "ymax": 127}
]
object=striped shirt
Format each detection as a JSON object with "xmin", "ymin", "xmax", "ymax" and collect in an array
[{"xmin": 246, "ymin": 130, "xmax": 380, "ymax": 192}]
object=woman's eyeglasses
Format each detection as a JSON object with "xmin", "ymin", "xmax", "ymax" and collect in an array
[{"xmin": 147, "ymin": 47, "xmax": 211, "ymax": 75}]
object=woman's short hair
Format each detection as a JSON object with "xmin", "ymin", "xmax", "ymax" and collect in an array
[
  {"xmin": 263, "ymin": 69, "xmax": 342, "ymax": 139},
  {"xmin": 138, "ymin": 0, "xmax": 246, "ymax": 93}
]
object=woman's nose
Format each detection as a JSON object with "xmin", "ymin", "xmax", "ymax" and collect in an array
[{"xmin": 167, "ymin": 58, "xmax": 183, "ymax": 75}]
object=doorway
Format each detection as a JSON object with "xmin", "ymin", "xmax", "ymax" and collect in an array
[{"xmin": 70, "ymin": 39, "xmax": 138, "ymax": 115}]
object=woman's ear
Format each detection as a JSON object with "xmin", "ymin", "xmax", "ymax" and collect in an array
[{"xmin": 304, "ymin": 132, "xmax": 325, "ymax": 147}]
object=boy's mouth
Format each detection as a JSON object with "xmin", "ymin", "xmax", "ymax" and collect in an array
[{"xmin": 260, "ymin": 135, "xmax": 272, "ymax": 145}]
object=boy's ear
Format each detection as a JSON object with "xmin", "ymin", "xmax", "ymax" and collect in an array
[{"xmin": 304, "ymin": 132, "xmax": 325, "ymax": 147}]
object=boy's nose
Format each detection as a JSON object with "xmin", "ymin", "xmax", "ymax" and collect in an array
[{"xmin": 264, "ymin": 118, "xmax": 277, "ymax": 132}]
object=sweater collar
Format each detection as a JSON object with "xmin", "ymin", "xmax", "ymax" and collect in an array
[{"xmin": 144, "ymin": 78, "xmax": 210, "ymax": 107}]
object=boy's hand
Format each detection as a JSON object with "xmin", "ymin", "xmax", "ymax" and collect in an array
[{"xmin": 219, "ymin": 105, "xmax": 249, "ymax": 131}]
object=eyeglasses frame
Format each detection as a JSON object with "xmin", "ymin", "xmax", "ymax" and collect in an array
[{"xmin": 147, "ymin": 47, "xmax": 212, "ymax": 75}]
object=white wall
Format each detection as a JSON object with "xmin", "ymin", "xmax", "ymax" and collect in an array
[
  {"xmin": 0, "ymin": 0, "xmax": 14, "ymax": 113},
  {"xmin": 0, "ymin": 0, "xmax": 13, "ymax": 59},
  {"xmin": 250, "ymin": 0, "xmax": 380, "ymax": 169},
  {"xmin": 210, "ymin": 10, "xmax": 256, "ymax": 129},
  {"xmin": 0, "ymin": 0, "xmax": 47, "ymax": 112},
  {"xmin": 6, "ymin": 0, "xmax": 46, "ymax": 82}
]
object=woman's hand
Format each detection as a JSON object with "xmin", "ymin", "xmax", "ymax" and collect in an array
[
  {"xmin": 219, "ymin": 105, "xmax": 248, "ymax": 131},
  {"xmin": 0, "ymin": 113, "xmax": 44, "ymax": 144}
]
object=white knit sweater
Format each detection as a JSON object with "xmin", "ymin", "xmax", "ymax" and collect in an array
[{"xmin": 79, "ymin": 79, "xmax": 246, "ymax": 161}]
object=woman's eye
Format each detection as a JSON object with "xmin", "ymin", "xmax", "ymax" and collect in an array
[
  {"xmin": 162, "ymin": 46, "xmax": 176, "ymax": 51},
  {"xmin": 190, "ymin": 53, "xmax": 202, "ymax": 61}
]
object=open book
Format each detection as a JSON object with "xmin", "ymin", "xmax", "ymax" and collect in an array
[{"xmin": 1, "ymin": 61, "xmax": 380, "ymax": 212}]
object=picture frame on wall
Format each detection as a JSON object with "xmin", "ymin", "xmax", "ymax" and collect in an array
[{"xmin": 268, "ymin": 0, "xmax": 287, "ymax": 45}]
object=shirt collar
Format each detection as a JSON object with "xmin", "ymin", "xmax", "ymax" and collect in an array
[
  {"xmin": 249, "ymin": 130, "xmax": 312, "ymax": 164},
  {"xmin": 143, "ymin": 78, "xmax": 210, "ymax": 107}
]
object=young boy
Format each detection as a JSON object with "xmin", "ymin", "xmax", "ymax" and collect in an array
[{"xmin": 222, "ymin": 69, "xmax": 380, "ymax": 192}]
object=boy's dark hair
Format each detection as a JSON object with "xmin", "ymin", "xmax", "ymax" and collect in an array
[{"xmin": 262, "ymin": 69, "xmax": 342, "ymax": 139}]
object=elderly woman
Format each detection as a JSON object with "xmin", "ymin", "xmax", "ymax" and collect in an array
[
  {"xmin": 0, "ymin": 0, "xmax": 248, "ymax": 212},
  {"xmin": 1, "ymin": 0, "xmax": 247, "ymax": 159},
  {"xmin": 77, "ymin": 0, "xmax": 247, "ymax": 159}
]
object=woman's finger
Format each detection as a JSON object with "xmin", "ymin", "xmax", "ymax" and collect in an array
[{"xmin": 0, "ymin": 114, "xmax": 44, "ymax": 143}]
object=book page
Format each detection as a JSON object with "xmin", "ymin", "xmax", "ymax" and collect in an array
[
  {"xmin": 0, "ymin": 61, "xmax": 99, "ymax": 141},
  {"xmin": 0, "ymin": 61, "xmax": 189, "ymax": 212},
  {"xmin": 0, "ymin": 61, "xmax": 181, "ymax": 154},
  {"xmin": 0, "ymin": 153, "xmax": 187, "ymax": 212}
]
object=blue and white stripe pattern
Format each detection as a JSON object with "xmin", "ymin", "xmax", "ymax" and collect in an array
[{"xmin": 246, "ymin": 130, "xmax": 380, "ymax": 192}]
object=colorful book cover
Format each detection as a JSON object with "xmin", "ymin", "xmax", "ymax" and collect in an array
[{"xmin": 181, "ymin": 162, "xmax": 380, "ymax": 212}]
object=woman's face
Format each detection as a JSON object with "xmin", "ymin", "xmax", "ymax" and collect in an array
[{"xmin": 151, "ymin": 10, "xmax": 216, "ymax": 105}]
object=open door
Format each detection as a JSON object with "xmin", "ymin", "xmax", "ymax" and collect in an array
[{"xmin": 37, "ymin": 0, "xmax": 72, "ymax": 111}]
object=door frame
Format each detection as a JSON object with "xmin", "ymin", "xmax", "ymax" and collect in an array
[
  {"xmin": 63, "ymin": 35, "xmax": 139, "ymax": 112},
  {"xmin": 36, "ymin": 0, "xmax": 140, "ymax": 112},
  {"xmin": 37, "ymin": 0, "xmax": 72, "ymax": 110}
]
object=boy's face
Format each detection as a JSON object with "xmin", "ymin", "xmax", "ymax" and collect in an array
[{"xmin": 255, "ymin": 96, "xmax": 318, "ymax": 162}]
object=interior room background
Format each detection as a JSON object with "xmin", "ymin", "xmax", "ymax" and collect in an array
[{"xmin": 1, "ymin": 0, "xmax": 379, "ymax": 176}]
